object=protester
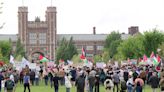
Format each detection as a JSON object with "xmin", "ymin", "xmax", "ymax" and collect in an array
[
  {"xmin": 5, "ymin": 75, "xmax": 15, "ymax": 92},
  {"xmin": 95, "ymin": 74, "xmax": 100, "ymax": 92},
  {"xmin": 23, "ymin": 73, "xmax": 31, "ymax": 92},
  {"xmin": 104, "ymin": 76, "xmax": 114, "ymax": 92},
  {"xmin": 149, "ymin": 72, "xmax": 159, "ymax": 92},
  {"xmin": 88, "ymin": 71, "xmax": 95, "ymax": 92},
  {"xmin": 134, "ymin": 76, "xmax": 144, "ymax": 92},
  {"xmin": 35, "ymin": 71, "xmax": 40, "ymax": 86},
  {"xmin": 65, "ymin": 73, "xmax": 72, "ymax": 92},
  {"xmin": 75, "ymin": 71, "xmax": 85, "ymax": 92},
  {"xmin": 120, "ymin": 79, "xmax": 127, "ymax": 92},
  {"xmin": 0, "ymin": 72, "xmax": 4, "ymax": 92},
  {"xmin": 53, "ymin": 73, "xmax": 59, "ymax": 92},
  {"xmin": 113, "ymin": 71, "xmax": 120, "ymax": 92},
  {"xmin": 126, "ymin": 72, "xmax": 134, "ymax": 92},
  {"xmin": 84, "ymin": 70, "xmax": 89, "ymax": 92},
  {"xmin": 159, "ymin": 75, "xmax": 164, "ymax": 92},
  {"xmin": 29, "ymin": 70, "xmax": 35, "ymax": 86}
]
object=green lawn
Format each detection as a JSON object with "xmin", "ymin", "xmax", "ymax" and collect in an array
[{"xmin": 1, "ymin": 81, "xmax": 160, "ymax": 92}]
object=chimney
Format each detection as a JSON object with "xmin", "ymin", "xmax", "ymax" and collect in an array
[{"xmin": 93, "ymin": 27, "xmax": 96, "ymax": 35}]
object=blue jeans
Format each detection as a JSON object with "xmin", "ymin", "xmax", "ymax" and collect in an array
[
  {"xmin": 45, "ymin": 79, "xmax": 48, "ymax": 86},
  {"xmin": 35, "ymin": 78, "xmax": 39, "ymax": 86},
  {"xmin": 66, "ymin": 88, "xmax": 70, "ymax": 92},
  {"xmin": 89, "ymin": 85, "xmax": 93, "ymax": 92}
]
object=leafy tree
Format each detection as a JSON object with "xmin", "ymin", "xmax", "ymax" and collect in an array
[
  {"xmin": 71, "ymin": 54, "xmax": 81, "ymax": 63},
  {"xmin": 143, "ymin": 29, "xmax": 164, "ymax": 56},
  {"xmin": 0, "ymin": 48, "xmax": 3, "ymax": 60},
  {"xmin": 117, "ymin": 34, "xmax": 145, "ymax": 60},
  {"xmin": 56, "ymin": 37, "xmax": 77, "ymax": 64},
  {"xmin": 104, "ymin": 31, "xmax": 122, "ymax": 58},
  {"xmin": 15, "ymin": 38, "xmax": 25, "ymax": 58},
  {"xmin": 93, "ymin": 55, "xmax": 102, "ymax": 63},
  {"xmin": 0, "ymin": 40, "xmax": 12, "ymax": 62},
  {"xmin": 158, "ymin": 42, "xmax": 164, "ymax": 59},
  {"xmin": 101, "ymin": 51, "xmax": 110, "ymax": 63}
]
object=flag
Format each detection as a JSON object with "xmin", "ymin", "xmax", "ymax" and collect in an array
[
  {"xmin": 143, "ymin": 54, "xmax": 148, "ymax": 62},
  {"xmin": 152, "ymin": 56, "xmax": 159, "ymax": 66},
  {"xmin": 10, "ymin": 55, "xmax": 15, "ymax": 64},
  {"xmin": 80, "ymin": 47, "xmax": 86, "ymax": 59},
  {"xmin": 21, "ymin": 57, "xmax": 30, "ymax": 67},
  {"xmin": 156, "ymin": 54, "xmax": 161, "ymax": 62},
  {"xmin": 156, "ymin": 61, "xmax": 161, "ymax": 71},
  {"xmin": 39, "ymin": 55, "xmax": 43, "ymax": 60},
  {"xmin": 150, "ymin": 51, "xmax": 155, "ymax": 58}
]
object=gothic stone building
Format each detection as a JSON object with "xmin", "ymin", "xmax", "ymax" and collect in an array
[
  {"xmin": 0, "ymin": 6, "xmax": 139, "ymax": 61},
  {"xmin": 18, "ymin": 6, "xmax": 57, "ymax": 60}
]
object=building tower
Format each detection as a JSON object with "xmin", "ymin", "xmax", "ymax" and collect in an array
[
  {"xmin": 18, "ymin": 6, "xmax": 57, "ymax": 61},
  {"xmin": 46, "ymin": 7, "xmax": 57, "ymax": 60},
  {"xmin": 18, "ymin": 7, "xmax": 28, "ymax": 51}
]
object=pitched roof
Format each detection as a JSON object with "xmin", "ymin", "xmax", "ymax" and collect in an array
[{"xmin": 0, "ymin": 34, "xmax": 17, "ymax": 41}]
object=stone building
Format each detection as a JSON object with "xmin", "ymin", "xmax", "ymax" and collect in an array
[
  {"xmin": 18, "ymin": 6, "xmax": 57, "ymax": 60},
  {"xmin": 0, "ymin": 6, "xmax": 134, "ymax": 61}
]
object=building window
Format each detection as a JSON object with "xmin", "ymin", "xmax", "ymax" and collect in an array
[
  {"xmin": 97, "ymin": 46, "xmax": 103, "ymax": 50},
  {"xmin": 86, "ymin": 46, "xmax": 93, "ymax": 50},
  {"xmin": 29, "ymin": 33, "xmax": 37, "ymax": 44},
  {"xmin": 39, "ymin": 33, "xmax": 46, "ymax": 44}
]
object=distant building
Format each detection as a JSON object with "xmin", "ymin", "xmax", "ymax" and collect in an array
[
  {"xmin": 128, "ymin": 26, "xmax": 139, "ymax": 35},
  {"xmin": 0, "ymin": 6, "xmax": 139, "ymax": 61}
]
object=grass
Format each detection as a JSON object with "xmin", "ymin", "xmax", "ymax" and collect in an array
[{"xmin": 1, "ymin": 81, "xmax": 160, "ymax": 92}]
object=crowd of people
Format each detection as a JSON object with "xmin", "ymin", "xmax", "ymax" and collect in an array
[{"xmin": 0, "ymin": 63, "xmax": 164, "ymax": 92}]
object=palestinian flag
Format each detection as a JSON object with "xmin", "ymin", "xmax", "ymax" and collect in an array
[
  {"xmin": 156, "ymin": 61, "xmax": 161, "ymax": 71},
  {"xmin": 156, "ymin": 54, "xmax": 161, "ymax": 62},
  {"xmin": 80, "ymin": 47, "xmax": 86, "ymax": 59},
  {"xmin": 39, "ymin": 55, "xmax": 43, "ymax": 60},
  {"xmin": 152, "ymin": 57, "xmax": 159, "ymax": 66}
]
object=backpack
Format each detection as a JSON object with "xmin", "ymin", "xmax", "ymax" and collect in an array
[
  {"xmin": 6, "ymin": 80, "xmax": 14, "ymax": 90},
  {"xmin": 121, "ymin": 81, "xmax": 127, "ymax": 90}
]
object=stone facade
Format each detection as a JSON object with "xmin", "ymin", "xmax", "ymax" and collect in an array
[{"xmin": 18, "ymin": 6, "xmax": 57, "ymax": 60}]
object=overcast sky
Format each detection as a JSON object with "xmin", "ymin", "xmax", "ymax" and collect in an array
[{"xmin": 0, "ymin": 0, "xmax": 164, "ymax": 34}]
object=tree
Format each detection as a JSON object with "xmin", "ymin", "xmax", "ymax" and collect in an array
[
  {"xmin": 158, "ymin": 42, "xmax": 164, "ymax": 59},
  {"xmin": 104, "ymin": 31, "xmax": 122, "ymax": 58},
  {"xmin": 71, "ymin": 54, "xmax": 81, "ymax": 63},
  {"xmin": 0, "ymin": 40, "xmax": 12, "ymax": 62},
  {"xmin": 93, "ymin": 55, "xmax": 102, "ymax": 63},
  {"xmin": 101, "ymin": 51, "xmax": 110, "ymax": 63},
  {"xmin": 117, "ymin": 34, "xmax": 145, "ymax": 60},
  {"xmin": 0, "ymin": 48, "xmax": 3, "ymax": 60},
  {"xmin": 143, "ymin": 29, "xmax": 164, "ymax": 56},
  {"xmin": 14, "ymin": 38, "xmax": 25, "ymax": 58},
  {"xmin": 56, "ymin": 37, "xmax": 77, "ymax": 64}
]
